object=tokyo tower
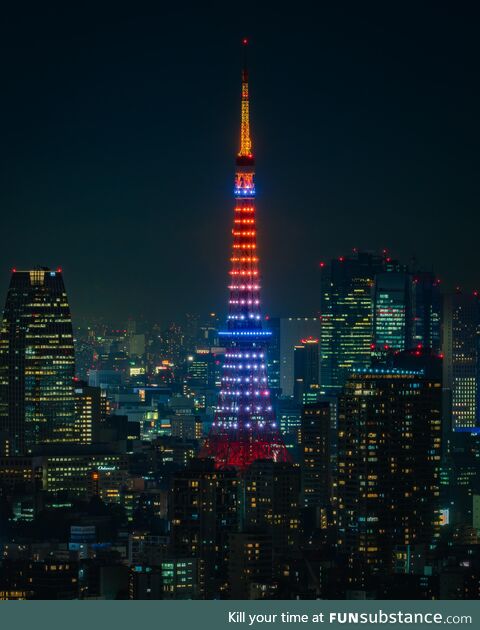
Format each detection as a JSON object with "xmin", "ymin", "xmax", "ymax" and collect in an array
[{"xmin": 202, "ymin": 40, "xmax": 290, "ymax": 471}]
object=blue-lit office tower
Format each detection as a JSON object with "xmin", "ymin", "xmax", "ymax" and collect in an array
[
  {"xmin": 412, "ymin": 271, "xmax": 442, "ymax": 353},
  {"xmin": 320, "ymin": 252, "xmax": 386, "ymax": 391},
  {"xmin": 373, "ymin": 263, "xmax": 412, "ymax": 352},
  {"xmin": 443, "ymin": 290, "xmax": 480, "ymax": 431},
  {"xmin": 0, "ymin": 268, "xmax": 76, "ymax": 455}
]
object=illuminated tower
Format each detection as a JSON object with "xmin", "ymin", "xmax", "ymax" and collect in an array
[
  {"xmin": 0, "ymin": 268, "xmax": 77, "ymax": 455},
  {"xmin": 202, "ymin": 41, "xmax": 289, "ymax": 471}
]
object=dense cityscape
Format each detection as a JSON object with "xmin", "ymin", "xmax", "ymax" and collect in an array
[{"xmin": 1, "ymin": 21, "xmax": 480, "ymax": 599}]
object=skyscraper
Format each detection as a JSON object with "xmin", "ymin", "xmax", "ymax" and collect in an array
[
  {"xmin": 0, "ymin": 268, "xmax": 76, "ymax": 455},
  {"xmin": 293, "ymin": 337, "xmax": 320, "ymax": 404},
  {"xmin": 443, "ymin": 291, "xmax": 480, "ymax": 431},
  {"xmin": 337, "ymin": 358, "xmax": 442, "ymax": 585},
  {"xmin": 278, "ymin": 317, "xmax": 321, "ymax": 396},
  {"xmin": 373, "ymin": 266, "xmax": 412, "ymax": 352},
  {"xmin": 412, "ymin": 271, "xmax": 442, "ymax": 353},
  {"xmin": 320, "ymin": 251, "xmax": 385, "ymax": 392},
  {"xmin": 201, "ymin": 41, "xmax": 288, "ymax": 471}
]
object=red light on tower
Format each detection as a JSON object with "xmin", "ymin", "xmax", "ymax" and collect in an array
[
  {"xmin": 243, "ymin": 38, "xmax": 248, "ymax": 45},
  {"xmin": 57, "ymin": 267, "xmax": 62, "ymax": 273},
  {"xmin": 319, "ymin": 261, "xmax": 325, "ymax": 268}
]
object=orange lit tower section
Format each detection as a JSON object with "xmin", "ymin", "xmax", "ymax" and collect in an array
[{"xmin": 202, "ymin": 41, "xmax": 289, "ymax": 471}]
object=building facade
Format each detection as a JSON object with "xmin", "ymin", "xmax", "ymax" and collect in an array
[{"xmin": 0, "ymin": 269, "xmax": 76, "ymax": 455}]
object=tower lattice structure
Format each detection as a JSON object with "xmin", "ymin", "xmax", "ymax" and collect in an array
[{"xmin": 202, "ymin": 41, "xmax": 289, "ymax": 472}]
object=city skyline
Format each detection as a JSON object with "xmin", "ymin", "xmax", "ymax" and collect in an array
[
  {"xmin": 0, "ymin": 11, "xmax": 480, "ymax": 599},
  {"xmin": 1, "ymin": 4, "xmax": 480, "ymax": 322}
]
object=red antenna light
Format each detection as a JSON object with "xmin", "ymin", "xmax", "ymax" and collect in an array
[{"xmin": 243, "ymin": 38, "xmax": 248, "ymax": 45}]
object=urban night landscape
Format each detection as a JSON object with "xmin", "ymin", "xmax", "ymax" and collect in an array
[{"xmin": 1, "ymin": 3, "xmax": 480, "ymax": 601}]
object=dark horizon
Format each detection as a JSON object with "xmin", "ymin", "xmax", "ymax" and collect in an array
[{"xmin": 1, "ymin": 2, "xmax": 479, "ymax": 323}]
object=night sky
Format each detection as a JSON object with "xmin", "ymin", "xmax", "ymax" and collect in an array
[{"xmin": 1, "ymin": 2, "xmax": 479, "ymax": 324}]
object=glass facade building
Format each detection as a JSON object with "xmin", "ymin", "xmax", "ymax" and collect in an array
[
  {"xmin": 0, "ymin": 268, "xmax": 76, "ymax": 455},
  {"xmin": 320, "ymin": 252, "xmax": 385, "ymax": 391}
]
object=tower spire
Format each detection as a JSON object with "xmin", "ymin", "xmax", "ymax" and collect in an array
[{"xmin": 238, "ymin": 38, "xmax": 253, "ymax": 160}]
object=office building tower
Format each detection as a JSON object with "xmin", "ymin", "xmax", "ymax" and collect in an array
[
  {"xmin": 276, "ymin": 396, "xmax": 302, "ymax": 454},
  {"xmin": 373, "ymin": 267, "xmax": 412, "ymax": 352},
  {"xmin": 337, "ymin": 357, "xmax": 442, "ymax": 585},
  {"xmin": 0, "ymin": 268, "xmax": 76, "ymax": 455},
  {"xmin": 202, "ymin": 41, "xmax": 288, "ymax": 470},
  {"xmin": 293, "ymin": 337, "xmax": 320, "ymax": 404},
  {"xmin": 279, "ymin": 317, "xmax": 321, "ymax": 397},
  {"xmin": 412, "ymin": 271, "xmax": 442, "ymax": 353},
  {"xmin": 443, "ymin": 291, "xmax": 480, "ymax": 431},
  {"xmin": 320, "ymin": 252, "xmax": 385, "ymax": 392}
]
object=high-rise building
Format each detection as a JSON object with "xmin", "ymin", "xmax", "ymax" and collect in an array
[
  {"xmin": 74, "ymin": 380, "xmax": 103, "ymax": 444},
  {"xmin": 266, "ymin": 317, "xmax": 281, "ymax": 394},
  {"xmin": 300, "ymin": 402, "xmax": 332, "ymax": 512},
  {"xmin": 293, "ymin": 337, "xmax": 320, "ymax": 404},
  {"xmin": 276, "ymin": 396, "xmax": 302, "ymax": 454},
  {"xmin": 201, "ymin": 41, "xmax": 288, "ymax": 471},
  {"xmin": 320, "ymin": 252, "xmax": 386, "ymax": 392},
  {"xmin": 169, "ymin": 458, "xmax": 239, "ymax": 598},
  {"xmin": 373, "ymin": 266, "xmax": 442, "ymax": 355},
  {"xmin": 373, "ymin": 267, "xmax": 412, "ymax": 352},
  {"xmin": 0, "ymin": 268, "xmax": 76, "ymax": 455},
  {"xmin": 412, "ymin": 271, "xmax": 442, "ymax": 353},
  {"xmin": 278, "ymin": 317, "xmax": 321, "ymax": 397},
  {"xmin": 244, "ymin": 460, "xmax": 301, "ymax": 557},
  {"xmin": 443, "ymin": 291, "xmax": 480, "ymax": 431},
  {"xmin": 337, "ymin": 357, "xmax": 442, "ymax": 585}
]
